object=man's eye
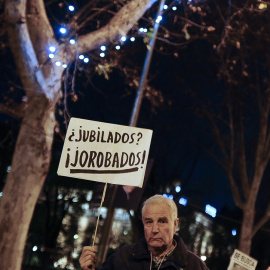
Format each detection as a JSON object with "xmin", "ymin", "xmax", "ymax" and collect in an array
[{"xmin": 159, "ymin": 220, "xmax": 167, "ymax": 224}]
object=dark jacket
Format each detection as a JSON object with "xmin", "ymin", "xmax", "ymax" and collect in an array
[{"xmin": 97, "ymin": 235, "xmax": 209, "ymax": 270}]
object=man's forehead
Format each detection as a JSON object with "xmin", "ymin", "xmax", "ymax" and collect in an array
[{"xmin": 143, "ymin": 204, "xmax": 172, "ymax": 219}]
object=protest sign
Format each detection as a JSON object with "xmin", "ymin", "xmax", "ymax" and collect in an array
[
  {"xmin": 227, "ymin": 249, "xmax": 258, "ymax": 270},
  {"xmin": 57, "ymin": 118, "xmax": 153, "ymax": 187}
]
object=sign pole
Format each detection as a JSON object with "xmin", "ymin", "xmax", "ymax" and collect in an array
[{"xmin": 92, "ymin": 182, "xmax": 108, "ymax": 246}]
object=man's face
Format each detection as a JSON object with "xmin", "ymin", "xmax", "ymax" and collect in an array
[{"xmin": 142, "ymin": 203, "xmax": 179, "ymax": 255}]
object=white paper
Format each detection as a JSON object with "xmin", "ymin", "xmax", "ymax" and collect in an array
[
  {"xmin": 57, "ymin": 118, "xmax": 153, "ymax": 187},
  {"xmin": 227, "ymin": 249, "xmax": 258, "ymax": 270}
]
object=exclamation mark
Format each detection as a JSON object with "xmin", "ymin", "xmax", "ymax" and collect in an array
[{"xmin": 141, "ymin": 150, "xmax": 146, "ymax": 168}]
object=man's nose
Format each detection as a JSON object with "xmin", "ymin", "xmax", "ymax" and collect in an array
[{"xmin": 152, "ymin": 222, "xmax": 160, "ymax": 233}]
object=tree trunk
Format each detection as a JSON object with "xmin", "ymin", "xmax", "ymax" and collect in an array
[
  {"xmin": 239, "ymin": 204, "xmax": 255, "ymax": 254},
  {"xmin": 0, "ymin": 95, "xmax": 55, "ymax": 270},
  {"xmin": 0, "ymin": 0, "xmax": 159, "ymax": 269}
]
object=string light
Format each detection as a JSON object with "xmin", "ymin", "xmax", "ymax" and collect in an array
[
  {"xmin": 100, "ymin": 45, "xmax": 106, "ymax": 51},
  {"xmin": 120, "ymin": 36, "xmax": 127, "ymax": 42},
  {"xmin": 68, "ymin": 5, "xmax": 75, "ymax": 12},
  {"xmin": 50, "ymin": 0, "xmax": 188, "ymax": 67},
  {"xmin": 59, "ymin": 27, "xmax": 67, "ymax": 34},
  {"xmin": 55, "ymin": 61, "xmax": 61, "ymax": 66},
  {"xmin": 49, "ymin": 46, "xmax": 56, "ymax": 52},
  {"xmin": 156, "ymin": 15, "xmax": 162, "ymax": 23},
  {"xmin": 69, "ymin": 39, "xmax": 76, "ymax": 45},
  {"xmin": 139, "ymin": 27, "xmax": 144, "ymax": 33}
]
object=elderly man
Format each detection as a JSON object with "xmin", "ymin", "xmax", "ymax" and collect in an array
[{"xmin": 79, "ymin": 194, "xmax": 209, "ymax": 270}]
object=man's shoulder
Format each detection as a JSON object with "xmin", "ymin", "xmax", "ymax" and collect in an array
[{"xmin": 186, "ymin": 250, "xmax": 209, "ymax": 270}]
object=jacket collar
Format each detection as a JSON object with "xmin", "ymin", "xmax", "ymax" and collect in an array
[{"xmin": 131, "ymin": 235, "xmax": 188, "ymax": 268}]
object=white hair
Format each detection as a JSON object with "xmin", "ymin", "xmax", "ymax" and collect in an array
[{"xmin": 141, "ymin": 194, "xmax": 178, "ymax": 220}]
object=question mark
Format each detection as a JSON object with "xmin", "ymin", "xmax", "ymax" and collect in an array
[{"xmin": 137, "ymin": 132, "xmax": 143, "ymax": 145}]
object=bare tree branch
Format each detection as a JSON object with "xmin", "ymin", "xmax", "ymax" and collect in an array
[
  {"xmin": 0, "ymin": 103, "xmax": 25, "ymax": 119},
  {"xmin": 68, "ymin": 0, "xmax": 157, "ymax": 59},
  {"xmin": 5, "ymin": 0, "xmax": 50, "ymax": 98},
  {"xmin": 252, "ymin": 201, "xmax": 270, "ymax": 237}
]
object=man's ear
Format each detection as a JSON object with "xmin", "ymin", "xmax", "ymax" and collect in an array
[{"xmin": 174, "ymin": 218, "xmax": 179, "ymax": 232}]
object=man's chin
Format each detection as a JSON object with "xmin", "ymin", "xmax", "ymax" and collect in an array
[{"xmin": 148, "ymin": 242, "xmax": 167, "ymax": 255}]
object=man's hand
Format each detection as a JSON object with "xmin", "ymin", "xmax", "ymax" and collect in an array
[{"xmin": 79, "ymin": 246, "xmax": 97, "ymax": 270}]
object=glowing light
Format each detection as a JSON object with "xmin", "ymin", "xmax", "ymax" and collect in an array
[
  {"xmin": 100, "ymin": 45, "xmax": 106, "ymax": 51},
  {"xmin": 73, "ymin": 234, "xmax": 79, "ymax": 239},
  {"xmin": 205, "ymin": 204, "xmax": 217, "ymax": 218},
  {"xmin": 100, "ymin": 52, "xmax": 105, "ymax": 58},
  {"xmin": 258, "ymin": 3, "xmax": 267, "ymax": 9},
  {"xmin": 130, "ymin": 37, "xmax": 135, "ymax": 42},
  {"xmin": 62, "ymin": 64, "xmax": 67, "ymax": 68},
  {"xmin": 0, "ymin": 192, "xmax": 2, "ymax": 198},
  {"xmin": 172, "ymin": 6, "xmax": 177, "ymax": 11},
  {"xmin": 68, "ymin": 5, "xmax": 75, "ymax": 12},
  {"xmin": 139, "ymin": 27, "xmax": 144, "ymax": 33},
  {"xmin": 163, "ymin": 4, "xmax": 168, "ymax": 10},
  {"xmin": 32, "ymin": 246, "xmax": 38, "ymax": 252},
  {"xmin": 83, "ymin": 57, "xmax": 89, "ymax": 63},
  {"xmin": 55, "ymin": 61, "xmax": 61, "ymax": 66},
  {"xmin": 49, "ymin": 46, "xmax": 56, "ymax": 52},
  {"xmin": 69, "ymin": 39, "xmax": 76, "ymax": 45},
  {"xmin": 115, "ymin": 45, "xmax": 121, "ymax": 50},
  {"xmin": 232, "ymin": 229, "xmax": 237, "ymax": 236},
  {"xmin": 175, "ymin": 186, "xmax": 181, "ymax": 193},
  {"xmin": 120, "ymin": 36, "xmax": 127, "ymax": 42},
  {"xmin": 79, "ymin": 55, "xmax": 84, "ymax": 60},
  {"xmin": 201, "ymin": 255, "xmax": 207, "ymax": 261},
  {"xmin": 59, "ymin": 27, "xmax": 67, "ymax": 34},
  {"xmin": 162, "ymin": 194, "xmax": 173, "ymax": 200},
  {"xmin": 49, "ymin": 53, "xmax": 54, "ymax": 59},
  {"xmin": 156, "ymin": 15, "xmax": 162, "ymax": 23},
  {"xmin": 179, "ymin": 197, "xmax": 187, "ymax": 206},
  {"xmin": 138, "ymin": 27, "xmax": 148, "ymax": 33}
]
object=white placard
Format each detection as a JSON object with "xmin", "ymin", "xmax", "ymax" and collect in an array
[
  {"xmin": 57, "ymin": 118, "xmax": 153, "ymax": 187},
  {"xmin": 227, "ymin": 249, "xmax": 258, "ymax": 270}
]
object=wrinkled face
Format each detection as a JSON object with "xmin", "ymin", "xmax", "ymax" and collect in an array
[{"xmin": 142, "ymin": 203, "xmax": 179, "ymax": 256}]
